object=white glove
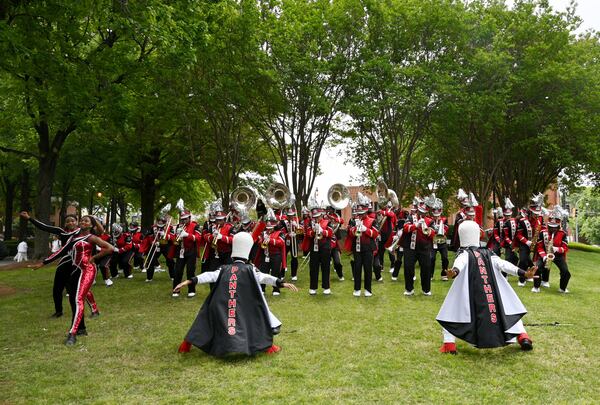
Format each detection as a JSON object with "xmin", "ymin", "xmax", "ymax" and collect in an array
[
  {"xmin": 543, "ymin": 256, "xmax": 548, "ymax": 262},
  {"xmin": 552, "ymin": 246, "xmax": 559, "ymax": 253},
  {"xmin": 113, "ymin": 246, "xmax": 119, "ymax": 253},
  {"xmin": 359, "ymin": 224, "xmax": 367, "ymax": 232},
  {"xmin": 291, "ymin": 221, "xmax": 298, "ymax": 228},
  {"xmin": 179, "ymin": 230, "xmax": 189, "ymax": 239},
  {"xmin": 215, "ymin": 232, "xmax": 223, "ymax": 240},
  {"xmin": 289, "ymin": 231, "xmax": 296, "ymax": 237},
  {"xmin": 155, "ymin": 241, "xmax": 160, "ymax": 247},
  {"xmin": 157, "ymin": 231, "xmax": 165, "ymax": 238},
  {"xmin": 526, "ymin": 240, "xmax": 532, "ymax": 247},
  {"xmin": 264, "ymin": 236, "xmax": 270, "ymax": 245}
]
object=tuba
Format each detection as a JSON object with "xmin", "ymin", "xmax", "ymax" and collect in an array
[
  {"xmin": 230, "ymin": 186, "xmax": 257, "ymax": 212},
  {"xmin": 545, "ymin": 233, "xmax": 555, "ymax": 270},
  {"xmin": 376, "ymin": 178, "xmax": 389, "ymax": 206},
  {"xmin": 328, "ymin": 183, "xmax": 350, "ymax": 211},
  {"xmin": 265, "ymin": 182, "xmax": 291, "ymax": 210}
]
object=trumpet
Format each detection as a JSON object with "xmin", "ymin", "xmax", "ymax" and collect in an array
[
  {"xmin": 387, "ymin": 230, "xmax": 403, "ymax": 252},
  {"xmin": 313, "ymin": 220, "xmax": 323, "ymax": 240},
  {"xmin": 261, "ymin": 231, "xmax": 270, "ymax": 249},
  {"xmin": 418, "ymin": 218, "xmax": 431, "ymax": 236},
  {"xmin": 355, "ymin": 218, "xmax": 363, "ymax": 237},
  {"xmin": 211, "ymin": 224, "xmax": 222, "ymax": 249}
]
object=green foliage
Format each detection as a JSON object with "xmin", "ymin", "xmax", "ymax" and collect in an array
[
  {"xmin": 1, "ymin": 250, "xmax": 599, "ymax": 402},
  {"xmin": 567, "ymin": 187, "xmax": 600, "ymax": 245}
]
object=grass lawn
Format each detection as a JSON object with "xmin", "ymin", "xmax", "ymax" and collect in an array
[{"xmin": 1, "ymin": 250, "xmax": 599, "ymax": 404}]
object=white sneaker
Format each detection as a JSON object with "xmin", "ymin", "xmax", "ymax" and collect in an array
[
  {"xmin": 541, "ymin": 281, "xmax": 550, "ymax": 288},
  {"xmin": 441, "ymin": 276, "xmax": 448, "ymax": 281},
  {"xmin": 413, "ymin": 275, "xmax": 417, "ymax": 281},
  {"xmin": 134, "ymin": 266, "xmax": 140, "ymax": 270},
  {"xmin": 376, "ymin": 277, "xmax": 383, "ymax": 282},
  {"xmin": 291, "ymin": 276, "xmax": 298, "ymax": 281},
  {"xmin": 309, "ymin": 289, "xmax": 317, "ymax": 295},
  {"xmin": 126, "ymin": 275, "xmax": 133, "ymax": 279},
  {"xmin": 105, "ymin": 279, "xmax": 113, "ymax": 287},
  {"xmin": 558, "ymin": 288, "xmax": 570, "ymax": 294},
  {"xmin": 531, "ymin": 287, "xmax": 540, "ymax": 293},
  {"xmin": 339, "ymin": 277, "xmax": 345, "ymax": 281},
  {"xmin": 527, "ymin": 278, "xmax": 534, "ymax": 282},
  {"xmin": 323, "ymin": 289, "xmax": 331, "ymax": 295},
  {"xmin": 187, "ymin": 292, "xmax": 196, "ymax": 298},
  {"xmin": 518, "ymin": 281, "xmax": 526, "ymax": 287},
  {"xmin": 353, "ymin": 290, "xmax": 361, "ymax": 297},
  {"xmin": 272, "ymin": 291, "xmax": 280, "ymax": 296},
  {"xmin": 404, "ymin": 290, "xmax": 414, "ymax": 296},
  {"xmin": 172, "ymin": 293, "xmax": 179, "ymax": 298},
  {"xmin": 423, "ymin": 291, "xmax": 432, "ymax": 296},
  {"xmin": 141, "ymin": 268, "xmax": 147, "ymax": 273},
  {"xmin": 93, "ymin": 279, "xmax": 96, "ymax": 285},
  {"xmin": 156, "ymin": 266, "xmax": 162, "ymax": 270},
  {"xmin": 364, "ymin": 290, "xmax": 372, "ymax": 297},
  {"xmin": 389, "ymin": 268, "xmax": 394, "ymax": 273},
  {"xmin": 145, "ymin": 279, "xmax": 152, "ymax": 283},
  {"xmin": 391, "ymin": 276, "xmax": 398, "ymax": 281}
]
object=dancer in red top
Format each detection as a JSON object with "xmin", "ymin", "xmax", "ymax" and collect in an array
[{"xmin": 64, "ymin": 215, "xmax": 114, "ymax": 346}]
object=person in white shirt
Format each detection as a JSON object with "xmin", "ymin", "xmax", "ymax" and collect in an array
[{"xmin": 14, "ymin": 240, "xmax": 28, "ymax": 262}]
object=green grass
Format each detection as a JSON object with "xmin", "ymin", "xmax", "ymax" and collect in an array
[{"xmin": 1, "ymin": 250, "xmax": 599, "ymax": 404}]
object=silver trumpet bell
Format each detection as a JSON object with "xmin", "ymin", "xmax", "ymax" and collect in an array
[{"xmin": 230, "ymin": 186, "xmax": 257, "ymax": 212}]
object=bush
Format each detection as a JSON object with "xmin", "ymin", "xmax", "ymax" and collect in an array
[{"xmin": 569, "ymin": 242, "xmax": 600, "ymax": 253}]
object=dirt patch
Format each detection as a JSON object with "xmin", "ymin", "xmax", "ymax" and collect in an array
[
  {"xmin": 0, "ymin": 284, "xmax": 18, "ymax": 297},
  {"xmin": 0, "ymin": 261, "xmax": 35, "ymax": 271}
]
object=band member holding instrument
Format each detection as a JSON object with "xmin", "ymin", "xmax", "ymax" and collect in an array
[
  {"xmin": 450, "ymin": 189, "xmax": 470, "ymax": 252},
  {"xmin": 284, "ymin": 205, "xmax": 300, "ymax": 281},
  {"xmin": 129, "ymin": 222, "xmax": 144, "ymax": 270},
  {"xmin": 389, "ymin": 207, "xmax": 409, "ymax": 281},
  {"xmin": 254, "ymin": 212, "xmax": 287, "ymax": 296},
  {"xmin": 141, "ymin": 216, "xmax": 175, "ymax": 281},
  {"xmin": 325, "ymin": 205, "xmax": 345, "ymax": 281},
  {"xmin": 345, "ymin": 193, "xmax": 379, "ymax": 297},
  {"xmin": 502, "ymin": 198, "xmax": 519, "ymax": 266},
  {"xmin": 486, "ymin": 208, "xmax": 505, "ymax": 257},
  {"xmin": 430, "ymin": 198, "xmax": 449, "ymax": 281},
  {"xmin": 109, "ymin": 223, "xmax": 134, "ymax": 279},
  {"xmin": 302, "ymin": 204, "xmax": 334, "ymax": 295},
  {"xmin": 516, "ymin": 194, "xmax": 544, "ymax": 287},
  {"xmin": 532, "ymin": 205, "xmax": 571, "ymax": 293},
  {"xmin": 205, "ymin": 207, "xmax": 234, "ymax": 272},
  {"xmin": 375, "ymin": 202, "xmax": 397, "ymax": 280},
  {"xmin": 200, "ymin": 211, "xmax": 215, "ymax": 274},
  {"xmin": 402, "ymin": 198, "xmax": 436, "ymax": 296},
  {"xmin": 170, "ymin": 208, "xmax": 202, "ymax": 298}
]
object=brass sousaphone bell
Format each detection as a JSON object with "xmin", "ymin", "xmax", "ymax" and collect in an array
[
  {"xmin": 230, "ymin": 186, "xmax": 257, "ymax": 212},
  {"xmin": 265, "ymin": 182, "xmax": 291, "ymax": 210},
  {"xmin": 327, "ymin": 183, "xmax": 350, "ymax": 211},
  {"xmin": 376, "ymin": 178, "xmax": 400, "ymax": 208}
]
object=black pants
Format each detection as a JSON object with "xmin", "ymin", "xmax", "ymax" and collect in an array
[
  {"xmin": 309, "ymin": 248, "xmax": 331, "ymax": 290},
  {"xmin": 96, "ymin": 255, "xmax": 111, "ymax": 281},
  {"xmin": 373, "ymin": 247, "xmax": 383, "ymax": 281},
  {"xmin": 289, "ymin": 255, "xmax": 298, "ymax": 278},
  {"xmin": 517, "ymin": 245, "xmax": 533, "ymax": 283},
  {"xmin": 392, "ymin": 249, "xmax": 404, "ymax": 278},
  {"xmin": 505, "ymin": 247, "xmax": 519, "ymax": 266},
  {"xmin": 376, "ymin": 237, "xmax": 389, "ymax": 272},
  {"xmin": 430, "ymin": 243, "xmax": 449, "ymax": 278},
  {"xmin": 52, "ymin": 258, "xmax": 72, "ymax": 314},
  {"xmin": 133, "ymin": 249, "xmax": 143, "ymax": 269},
  {"xmin": 110, "ymin": 251, "xmax": 133, "ymax": 277},
  {"xmin": 146, "ymin": 245, "xmax": 175, "ymax": 280},
  {"xmin": 353, "ymin": 250, "xmax": 373, "ymax": 292},
  {"xmin": 331, "ymin": 248, "xmax": 344, "ymax": 279},
  {"xmin": 67, "ymin": 269, "xmax": 86, "ymax": 332},
  {"xmin": 534, "ymin": 255, "xmax": 570, "ymax": 290},
  {"xmin": 260, "ymin": 253, "xmax": 283, "ymax": 293},
  {"xmin": 208, "ymin": 251, "xmax": 232, "ymax": 272},
  {"xmin": 173, "ymin": 253, "xmax": 197, "ymax": 294},
  {"xmin": 404, "ymin": 248, "xmax": 432, "ymax": 293}
]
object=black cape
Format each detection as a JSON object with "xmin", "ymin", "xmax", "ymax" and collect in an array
[
  {"xmin": 185, "ymin": 263, "xmax": 273, "ymax": 357},
  {"xmin": 437, "ymin": 248, "xmax": 525, "ymax": 348}
]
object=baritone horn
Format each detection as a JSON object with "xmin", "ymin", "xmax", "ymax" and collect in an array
[{"xmin": 327, "ymin": 183, "xmax": 350, "ymax": 210}]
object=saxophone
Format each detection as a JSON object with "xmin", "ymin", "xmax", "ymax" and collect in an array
[
  {"xmin": 530, "ymin": 218, "xmax": 541, "ymax": 259},
  {"xmin": 545, "ymin": 231, "xmax": 555, "ymax": 270}
]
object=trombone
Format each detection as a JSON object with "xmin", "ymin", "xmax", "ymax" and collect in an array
[{"xmin": 142, "ymin": 217, "xmax": 171, "ymax": 271}]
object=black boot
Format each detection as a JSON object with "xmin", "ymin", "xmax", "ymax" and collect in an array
[
  {"xmin": 90, "ymin": 311, "xmax": 100, "ymax": 318},
  {"xmin": 76, "ymin": 329, "xmax": 88, "ymax": 336},
  {"xmin": 51, "ymin": 311, "xmax": 63, "ymax": 318},
  {"xmin": 65, "ymin": 333, "xmax": 77, "ymax": 346}
]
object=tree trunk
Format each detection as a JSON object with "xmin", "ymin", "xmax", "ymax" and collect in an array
[
  {"xmin": 3, "ymin": 178, "xmax": 16, "ymax": 240},
  {"xmin": 140, "ymin": 174, "xmax": 156, "ymax": 232},
  {"xmin": 19, "ymin": 169, "xmax": 31, "ymax": 240},
  {"xmin": 118, "ymin": 197, "xmax": 127, "ymax": 225},
  {"xmin": 34, "ymin": 155, "xmax": 58, "ymax": 258},
  {"xmin": 110, "ymin": 196, "xmax": 117, "ymax": 230}
]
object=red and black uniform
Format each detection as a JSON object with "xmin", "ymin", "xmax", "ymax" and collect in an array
[
  {"xmin": 516, "ymin": 215, "xmax": 543, "ymax": 283},
  {"xmin": 375, "ymin": 207, "xmax": 397, "ymax": 275},
  {"xmin": 327, "ymin": 211, "xmax": 345, "ymax": 280},
  {"xmin": 534, "ymin": 229, "xmax": 570, "ymax": 290},
  {"xmin": 302, "ymin": 218, "xmax": 334, "ymax": 291},
  {"xmin": 403, "ymin": 215, "xmax": 436, "ymax": 294},
  {"xmin": 486, "ymin": 218, "xmax": 504, "ymax": 256},
  {"xmin": 450, "ymin": 209, "xmax": 467, "ymax": 251},
  {"xmin": 169, "ymin": 221, "xmax": 202, "ymax": 294},
  {"xmin": 68, "ymin": 234, "xmax": 100, "ymax": 335},
  {"xmin": 346, "ymin": 215, "xmax": 379, "ymax": 293},
  {"xmin": 110, "ymin": 231, "xmax": 134, "ymax": 278},
  {"xmin": 503, "ymin": 216, "xmax": 519, "ymax": 266},
  {"xmin": 205, "ymin": 222, "xmax": 234, "ymax": 272},
  {"xmin": 430, "ymin": 216, "xmax": 449, "ymax": 279},
  {"xmin": 95, "ymin": 233, "xmax": 112, "ymax": 281},
  {"xmin": 391, "ymin": 210, "xmax": 408, "ymax": 279},
  {"xmin": 199, "ymin": 220, "xmax": 214, "ymax": 274},
  {"xmin": 28, "ymin": 217, "xmax": 79, "ymax": 316},
  {"xmin": 254, "ymin": 229, "xmax": 287, "ymax": 293},
  {"xmin": 141, "ymin": 223, "xmax": 176, "ymax": 280},
  {"xmin": 131, "ymin": 228, "xmax": 144, "ymax": 269},
  {"xmin": 282, "ymin": 214, "xmax": 299, "ymax": 279}
]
